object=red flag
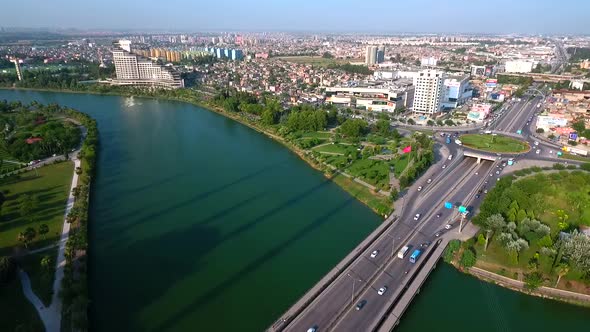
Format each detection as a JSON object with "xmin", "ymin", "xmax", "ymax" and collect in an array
[{"xmin": 402, "ymin": 145, "xmax": 412, "ymax": 153}]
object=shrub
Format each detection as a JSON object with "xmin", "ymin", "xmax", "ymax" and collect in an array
[
  {"xmin": 460, "ymin": 248, "xmax": 477, "ymax": 268},
  {"xmin": 553, "ymin": 163, "xmax": 566, "ymax": 170}
]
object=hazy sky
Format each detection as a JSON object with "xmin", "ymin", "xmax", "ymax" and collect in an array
[{"xmin": 2, "ymin": 0, "xmax": 588, "ymax": 34}]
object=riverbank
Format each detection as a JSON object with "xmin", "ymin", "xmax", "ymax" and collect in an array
[{"xmin": 0, "ymin": 86, "xmax": 392, "ymax": 216}]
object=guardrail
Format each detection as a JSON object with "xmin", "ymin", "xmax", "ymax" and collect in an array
[{"xmin": 268, "ymin": 216, "xmax": 398, "ymax": 332}]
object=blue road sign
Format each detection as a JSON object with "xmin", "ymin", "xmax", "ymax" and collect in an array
[
  {"xmin": 444, "ymin": 202, "xmax": 453, "ymax": 209},
  {"xmin": 458, "ymin": 206, "xmax": 467, "ymax": 213}
]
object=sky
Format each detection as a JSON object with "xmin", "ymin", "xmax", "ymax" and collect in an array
[{"xmin": 2, "ymin": 0, "xmax": 589, "ymax": 34}]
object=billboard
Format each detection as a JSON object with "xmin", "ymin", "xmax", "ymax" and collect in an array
[
  {"xmin": 569, "ymin": 132, "xmax": 578, "ymax": 141},
  {"xmin": 485, "ymin": 79, "xmax": 498, "ymax": 88}
]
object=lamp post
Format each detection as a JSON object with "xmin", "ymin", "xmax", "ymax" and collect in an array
[
  {"xmin": 385, "ymin": 233, "xmax": 400, "ymax": 257},
  {"xmin": 346, "ymin": 272, "xmax": 362, "ymax": 307}
]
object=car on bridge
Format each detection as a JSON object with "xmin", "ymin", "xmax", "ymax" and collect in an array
[
  {"xmin": 370, "ymin": 250, "xmax": 379, "ymax": 258},
  {"xmin": 378, "ymin": 286, "xmax": 388, "ymax": 295},
  {"xmin": 427, "ymin": 178, "xmax": 432, "ymax": 184},
  {"xmin": 356, "ymin": 300, "xmax": 367, "ymax": 310},
  {"xmin": 414, "ymin": 213, "xmax": 421, "ymax": 221},
  {"xmin": 417, "ymin": 186, "xmax": 423, "ymax": 192},
  {"xmin": 307, "ymin": 325, "xmax": 318, "ymax": 332}
]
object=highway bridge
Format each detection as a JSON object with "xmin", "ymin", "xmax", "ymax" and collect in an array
[{"xmin": 269, "ymin": 85, "xmax": 587, "ymax": 332}]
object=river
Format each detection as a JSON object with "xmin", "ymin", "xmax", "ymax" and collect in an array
[{"xmin": 1, "ymin": 89, "xmax": 588, "ymax": 332}]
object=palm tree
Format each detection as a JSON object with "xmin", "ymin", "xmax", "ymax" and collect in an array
[{"xmin": 555, "ymin": 263, "xmax": 570, "ymax": 287}]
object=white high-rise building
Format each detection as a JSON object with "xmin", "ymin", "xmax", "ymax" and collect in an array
[
  {"xmin": 412, "ymin": 69, "xmax": 446, "ymax": 115},
  {"xmin": 111, "ymin": 40, "xmax": 183, "ymax": 89},
  {"xmin": 365, "ymin": 46, "xmax": 378, "ymax": 66}
]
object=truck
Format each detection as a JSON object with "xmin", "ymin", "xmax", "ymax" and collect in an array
[
  {"xmin": 398, "ymin": 245, "xmax": 410, "ymax": 259},
  {"xmin": 445, "ymin": 136, "xmax": 451, "ymax": 144},
  {"xmin": 455, "ymin": 139, "xmax": 462, "ymax": 146},
  {"xmin": 409, "ymin": 249, "xmax": 422, "ymax": 263}
]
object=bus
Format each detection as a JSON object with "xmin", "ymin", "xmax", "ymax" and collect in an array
[
  {"xmin": 398, "ymin": 245, "xmax": 410, "ymax": 259},
  {"xmin": 409, "ymin": 249, "xmax": 422, "ymax": 263}
]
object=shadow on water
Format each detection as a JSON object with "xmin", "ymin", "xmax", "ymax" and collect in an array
[
  {"xmin": 148, "ymin": 196, "xmax": 355, "ymax": 332},
  {"xmin": 90, "ymin": 220, "xmax": 223, "ymax": 332},
  {"xmin": 96, "ymin": 159, "xmax": 288, "ymax": 230}
]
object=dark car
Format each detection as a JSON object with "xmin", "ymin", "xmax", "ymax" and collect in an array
[{"xmin": 356, "ymin": 300, "xmax": 367, "ymax": 311}]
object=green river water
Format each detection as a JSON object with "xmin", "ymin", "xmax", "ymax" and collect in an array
[{"xmin": 0, "ymin": 89, "xmax": 588, "ymax": 332}]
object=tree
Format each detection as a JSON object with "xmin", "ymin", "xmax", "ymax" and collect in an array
[
  {"xmin": 554, "ymin": 263, "xmax": 570, "ymax": 287},
  {"xmin": 407, "ymin": 118, "xmax": 416, "ymax": 125},
  {"xmin": 524, "ymin": 271, "xmax": 544, "ymax": 290},
  {"xmin": 460, "ymin": 248, "xmax": 477, "ymax": 268},
  {"xmin": 536, "ymin": 128, "xmax": 544, "ymax": 134},
  {"xmin": 0, "ymin": 256, "xmax": 17, "ymax": 283},
  {"xmin": 322, "ymin": 52, "xmax": 334, "ymax": 59},
  {"xmin": 40, "ymin": 255, "xmax": 52, "ymax": 272},
  {"xmin": 562, "ymin": 229, "xmax": 590, "ymax": 274},
  {"xmin": 18, "ymin": 227, "xmax": 36, "ymax": 248},
  {"xmin": 19, "ymin": 194, "xmax": 34, "ymax": 220},
  {"xmin": 38, "ymin": 224, "xmax": 49, "ymax": 239},
  {"xmin": 427, "ymin": 120, "xmax": 435, "ymax": 126},
  {"xmin": 375, "ymin": 119, "xmax": 390, "ymax": 136},
  {"xmin": 483, "ymin": 214, "xmax": 506, "ymax": 250},
  {"xmin": 339, "ymin": 119, "xmax": 367, "ymax": 138}
]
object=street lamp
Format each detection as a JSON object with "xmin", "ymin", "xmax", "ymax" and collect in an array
[
  {"xmin": 385, "ymin": 233, "xmax": 400, "ymax": 257},
  {"xmin": 346, "ymin": 272, "xmax": 362, "ymax": 307}
]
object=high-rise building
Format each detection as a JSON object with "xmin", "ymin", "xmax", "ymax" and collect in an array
[
  {"xmin": 412, "ymin": 69, "xmax": 446, "ymax": 115},
  {"xmin": 365, "ymin": 46, "xmax": 378, "ymax": 66},
  {"xmin": 9, "ymin": 58, "xmax": 22, "ymax": 81},
  {"xmin": 231, "ymin": 49, "xmax": 243, "ymax": 60},
  {"xmin": 377, "ymin": 46, "xmax": 385, "ymax": 64},
  {"xmin": 111, "ymin": 40, "xmax": 183, "ymax": 89}
]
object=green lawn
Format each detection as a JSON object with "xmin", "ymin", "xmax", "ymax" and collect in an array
[
  {"xmin": 345, "ymin": 159, "xmax": 390, "ymax": 188},
  {"xmin": 461, "ymin": 134, "xmax": 529, "ymax": 153},
  {"xmin": 0, "ymin": 277, "xmax": 44, "ymax": 332},
  {"xmin": 561, "ymin": 152, "xmax": 590, "ymax": 162},
  {"xmin": 0, "ymin": 161, "xmax": 73, "ymax": 256},
  {"xmin": 332, "ymin": 173, "xmax": 392, "ymax": 216},
  {"xmin": 301, "ymin": 131, "xmax": 332, "ymax": 139},
  {"xmin": 393, "ymin": 153, "xmax": 410, "ymax": 176}
]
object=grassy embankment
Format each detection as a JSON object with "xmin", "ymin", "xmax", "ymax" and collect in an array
[
  {"xmin": 0, "ymin": 162, "xmax": 73, "ymax": 330},
  {"xmin": 463, "ymin": 170, "xmax": 590, "ymax": 299},
  {"xmin": 461, "ymin": 134, "xmax": 529, "ymax": 153}
]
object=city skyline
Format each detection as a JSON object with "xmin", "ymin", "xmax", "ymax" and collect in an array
[{"xmin": 2, "ymin": 0, "xmax": 589, "ymax": 34}]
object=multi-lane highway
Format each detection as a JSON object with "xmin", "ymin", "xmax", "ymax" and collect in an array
[
  {"xmin": 274, "ymin": 83, "xmax": 587, "ymax": 332},
  {"xmin": 281, "ymin": 142, "xmax": 497, "ymax": 332}
]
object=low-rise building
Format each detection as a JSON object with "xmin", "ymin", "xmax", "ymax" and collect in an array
[{"xmin": 467, "ymin": 103, "xmax": 492, "ymax": 122}]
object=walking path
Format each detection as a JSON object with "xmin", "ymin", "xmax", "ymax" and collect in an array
[
  {"xmin": 469, "ymin": 266, "xmax": 590, "ymax": 304},
  {"xmin": 18, "ymin": 157, "xmax": 81, "ymax": 332}
]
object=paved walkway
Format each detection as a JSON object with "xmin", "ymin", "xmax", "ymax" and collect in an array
[
  {"xmin": 18, "ymin": 269, "xmax": 56, "ymax": 328},
  {"xmin": 19, "ymin": 157, "xmax": 81, "ymax": 332},
  {"xmin": 469, "ymin": 266, "xmax": 590, "ymax": 303}
]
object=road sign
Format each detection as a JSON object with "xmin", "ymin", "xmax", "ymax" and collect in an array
[
  {"xmin": 444, "ymin": 202, "xmax": 453, "ymax": 209},
  {"xmin": 458, "ymin": 206, "xmax": 467, "ymax": 213}
]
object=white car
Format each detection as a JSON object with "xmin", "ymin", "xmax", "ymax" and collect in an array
[
  {"xmin": 534, "ymin": 141, "xmax": 539, "ymax": 146},
  {"xmin": 307, "ymin": 326, "xmax": 318, "ymax": 332},
  {"xmin": 414, "ymin": 214, "xmax": 421, "ymax": 221},
  {"xmin": 370, "ymin": 250, "xmax": 379, "ymax": 258},
  {"xmin": 442, "ymin": 164, "xmax": 447, "ymax": 169},
  {"xmin": 444, "ymin": 224, "xmax": 452, "ymax": 230},
  {"xmin": 417, "ymin": 186, "xmax": 423, "ymax": 192},
  {"xmin": 427, "ymin": 178, "xmax": 432, "ymax": 184},
  {"xmin": 378, "ymin": 286, "xmax": 388, "ymax": 296}
]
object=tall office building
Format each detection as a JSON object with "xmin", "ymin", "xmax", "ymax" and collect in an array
[
  {"xmin": 9, "ymin": 58, "xmax": 23, "ymax": 81},
  {"xmin": 365, "ymin": 46, "xmax": 378, "ymax": 66},
  {"xmin": 412, "ymin": 69, "xmax": 446, "ymax": 115},
  {"xmin": 111, "ymin": 40, "xmax": 183, "ymax": 89},
  {"xmin": 377, "ymin": 45, "xmax": 385, "ymax": 64}
]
